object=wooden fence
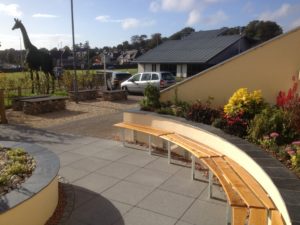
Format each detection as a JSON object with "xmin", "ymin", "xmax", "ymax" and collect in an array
[{"xmin": 0, "ymin": 90, "xmax": 8, "ymax": 124}]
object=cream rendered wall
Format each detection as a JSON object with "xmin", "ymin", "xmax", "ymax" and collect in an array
[
  {"xmin": 160, "ymin": 28, "xmax": 300, "ymax": 106},
  {"xmin": 0, "ymin": 178, "xmax": 58, "ymax": 225}
]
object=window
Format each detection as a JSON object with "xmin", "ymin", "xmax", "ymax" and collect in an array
[
  {"xmin": 161, "ymin": 72, "xmax": 175, "ymax": 81},
  {"xmin": 141, "ymin": 73, "xmax": 151, "ymax": 81},
  {"xmin": 151, "ymin": 73, "xmax": 159, "ymax": 80},
  {"xmin": 152, "ymin": 64, "xmax": 157, "ymax": 71},
  {"xmin": 130, "ymin": 74, "xmax": 141, "ymax": 82}
]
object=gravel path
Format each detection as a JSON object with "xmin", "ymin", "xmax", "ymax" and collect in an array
[{"xmin": 6, "ymin": 95, "xmax": 142, "ymax": 139}]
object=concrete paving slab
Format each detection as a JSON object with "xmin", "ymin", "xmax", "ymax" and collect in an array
[
  {"xmin": 144, "ymin": 157, "xmax": 182, "ymax": 174},
  {"xmin": 72, "ymin": 186, "xmax": 97, "ymax": 209},
  {"xmin": 175, "ymin": 220, "xmax": 193, "ymax": 225},
  {"xmin": 114, "ymin": 207, "xmax": 177, "ymax": 225},
  {"xmin": 125, "ymin": 168, "xmax": 172, "ymax": 188},
  {"xmin": 73, "ymin": 173, "xmax": 120, "ymax": 194},
  {"xmin": 138, "ymin": 189, "xmax": 194, "ymax": 218},
  {"xmin": 96, "ymin": 162, "xmax": 140, "ymax": 179},
  {"xmin": 117, "ymin": 151, "xmax": 158, "ymax": 167},
  {"xmin": 181, "ymin": 199, "xmax": 226, "ymax": 225},
  {"xmin": 159, "ymin": 167, "xmax": 207, "ymax": 198},
  {"xmin": 59, "ymin": 166, "xmax": 90, "ymax": 183},
  {"xmin": 69, "ymin": 195, "xmax": 131, "ymax": 225},
  {"xmin": 101, "ymin": 180, "xmax": 154, "ymax": 205},
  {"xmin": 93, "ymin": 148, "xmax": 132, "ymax": 161},
  {"xmin": 58, "ymin": 151, "xmax": 86, "ymax": 167},
  {"xmin": 68, "ymin": 157, "xmax": 112, "ymax": 172}
]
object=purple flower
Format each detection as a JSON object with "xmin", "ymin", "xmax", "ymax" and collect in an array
[{"xmin": 270, "ymin": 132, "xmax": 279, "ymax": 138}]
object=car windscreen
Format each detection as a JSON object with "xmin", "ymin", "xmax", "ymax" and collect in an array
[
  {"xmin": 115, "ymin": 73, "xmax": 131, "ymax": 80},
  {"xmin": 161, "ymin": 73, "xmax": 175, "ymax": 81}
]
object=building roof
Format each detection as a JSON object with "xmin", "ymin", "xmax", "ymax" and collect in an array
[{"xmin": 135, "ymin": 28, "xmax": 242, "ymax": 63}]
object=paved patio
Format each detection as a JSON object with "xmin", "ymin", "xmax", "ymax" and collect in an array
[{"xmin": 0, "ymin": 124, "xmax": 227, "ymax": 225}]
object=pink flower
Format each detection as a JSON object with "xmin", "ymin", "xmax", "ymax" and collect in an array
[
  {"xmin": 270, "ymin": 132, "xmax": 279, "ymax": 138},
  {"xmin": 287, "ymin": 150, "xmax": 296, "ymax": 156},
  {"xmin": 292, "ymin": 141, "xmax": 300, "ymax": 145},
  {"xmin": 285, "ymin": 146, "xmax": 293, "ymax": 152}
]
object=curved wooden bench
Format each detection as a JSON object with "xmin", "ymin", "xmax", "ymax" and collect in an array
[{"xmin": 114, "ymin": 121, "xmax": 287, "ymax": 225}]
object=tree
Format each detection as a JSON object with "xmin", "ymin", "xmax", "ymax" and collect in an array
[
  {"xmin": 147, "ymin": 33, "xmax": 162, "ymax": 49},
  {"xmin": 169, "ymin": 27, "xmax": 195, "ymax": 40},
  {"xmin": 244, "ymin": 20, "xmax": 283, "ymax": 43}
]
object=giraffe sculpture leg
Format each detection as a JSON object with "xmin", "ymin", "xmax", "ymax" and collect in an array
[
  {"xmin": 36, "ymin": 71, "xmax": 40, "ymax": 94},
  {"xmin": 30, "ymin": 70, "xmax": 34, "ymax": 94}
]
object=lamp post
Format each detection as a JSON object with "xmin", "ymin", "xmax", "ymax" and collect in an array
[{"xmin": 70, "ymin": 0, "xmax": 78, "ymax": 103}]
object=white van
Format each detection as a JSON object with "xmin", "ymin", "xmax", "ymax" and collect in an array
[{"xmin": 120, "ymin": 71, "xmax": 176, "ymax": 93}]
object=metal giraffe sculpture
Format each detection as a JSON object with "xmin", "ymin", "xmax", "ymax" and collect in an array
[{"xmin": 12, "ymin": 18, "xmax": 55, "ymax": 94}]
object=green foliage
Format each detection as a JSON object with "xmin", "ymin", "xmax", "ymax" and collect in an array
[
  {"xmin": 244, "ymin": 20, "xmax": 283, "ymax": 42},
  {"xmin": 247, "ymin": 106, "xmax": 298, "ymax": 145},
  {"xmin": 139, "ymin": 84, "xmax": 160, "ymax": 111},
  {"xmin": 169, "ymin": 27, "xmax": 195, "ymax": 40},
  {"xmin": 186, "ymin": 97, "xmax": 220, "ymax": 125}
]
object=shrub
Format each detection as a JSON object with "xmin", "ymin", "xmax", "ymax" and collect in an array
[
  {"xmin": 276, "ymin": 76, "xmax": 300, "ymax": 134},
  {"xmin": 247, "ymin": 106, "xmax": 297, "ymax": 145},
  {"xmin": 139, "ymin": 84, "xmax": 160, "ymax": 111},
  {"xmin": 224, "ymin": 88, "xmax": 264, "ymax": 119},
  {"xmin": 185, "ymin": 97, "xmax": 219, "ymax": 124},
  {"xmin": 220, "ymin": 88, "xmax": 266, "ymax": 138}
]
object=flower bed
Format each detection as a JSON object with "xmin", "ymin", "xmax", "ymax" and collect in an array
[
  {"xmin": 0, "ymin": 146, "xmax": 36, "ymax": 196},
  {"xmin": 140, "ymin": 78, "xmax": 300, "ymax": 175}
]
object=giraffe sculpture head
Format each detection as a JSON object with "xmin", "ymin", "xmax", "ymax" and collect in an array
[{"xmin": 12, "ymin": 18, "xmax": 22, "ymax": 30}]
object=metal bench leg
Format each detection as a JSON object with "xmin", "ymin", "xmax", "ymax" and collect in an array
[
  {"xmin": 226, "ymin": 203, "xmax": 232, "ymax": 225},
  {"xmin": 208, "ymin": 170, "xmax": 213, "ymax": 199},
  {"xmin": 121, "ymin": 129, "xmax": 125, "ymax": 146},
  {"xmin": 148, "ymin": 135, "xmax": 152, "ymax": 155},
  {"xmin": 167, "ymin": 141, "xmax": 171, "ymax": 164},
  {"xmin": 191, "ymin": 155, "xmax": 195, "ymax": 180}
]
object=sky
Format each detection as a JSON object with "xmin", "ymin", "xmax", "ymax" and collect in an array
[{"xmin": 0, "ymin": 0, "xmax": 300, "ymax": 50}]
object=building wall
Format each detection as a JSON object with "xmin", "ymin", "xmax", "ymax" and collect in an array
[
  {"xmin": 160, "ymin": 28, "xmax": 300, "ymax": 107},
  {"xmin": 138, "ymin": 63, "xmax": 144, "ymax": 73}
]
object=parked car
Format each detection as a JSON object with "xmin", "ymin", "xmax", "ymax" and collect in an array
[
  {"xmin": 106, "ymin": 71, "xmax": 132, "ymax": 90},
  {"xmin": 120, "ymin": 71, "xmax": 176, "ymax": 93}
]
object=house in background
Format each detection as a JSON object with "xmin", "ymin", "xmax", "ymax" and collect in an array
[
  {"xmin": 117, "ymin": 50, "xmax": 141, "ymax": 65},
  {"xmin": 135, "ymin": 28, "xmax": 251, "ymax": 77}
]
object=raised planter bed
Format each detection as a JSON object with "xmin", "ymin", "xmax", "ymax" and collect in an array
[
  {"xmin": 69, "ymin": 89, "xmax": 98, "ymax": 101},
  {"xmin": 12, "ymin": 95, "xmax": 50, "ymax": 111},
  {"xmin": 102, "ymin": 90, "xmax": 127, "ymax": 101},
  {"xmin": 21, "ymin": 96, "xmax": 69, "ymax": 115},
  {"xmin": 0, "ymin": 141, "xmax": 60, "ymax": 225}
]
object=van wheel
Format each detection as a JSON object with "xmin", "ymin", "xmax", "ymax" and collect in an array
[{"xmin": 122, "ymin": 86, "xmax": 129, "ymax": 94}]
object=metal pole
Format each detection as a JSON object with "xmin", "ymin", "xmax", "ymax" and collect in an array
[{"xmin": 71, "ymin": 0, "xmax": 78, "ymax": 103}]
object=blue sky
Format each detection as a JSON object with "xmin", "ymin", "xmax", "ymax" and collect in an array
[{"xmin": 0, "ymin": 0, "xmax": 300, "ymax": 50}]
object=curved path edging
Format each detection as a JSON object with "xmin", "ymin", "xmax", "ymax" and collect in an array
[
  {"xmin": 124, "ymin": 109, "xmax": 300, "ymax": 225},
  {"xmin": 0, "ymin": 141, "xmax": 60, "ymax": 225}
]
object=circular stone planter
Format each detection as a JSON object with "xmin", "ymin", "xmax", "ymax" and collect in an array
[{"xmin": 0, "ymin": 141, "xmax": 60, "ymax": 225}]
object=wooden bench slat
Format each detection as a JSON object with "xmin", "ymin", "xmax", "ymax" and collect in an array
[
  {"xmin": 248, "ymin": 208, "xmax": 268, "ymax": 225},
  {"xmin": 271, "ymin": 210, "xmax": 286, "ymax": 225},
  {"xmin": 232, "ymin": 207, "xmax": 248, "ymax": 225},
  {"xmin": 160, "ymin": 134, "xmax": 205, "ymax": 158},
  {"xmin": 162, "ymin": 133, "xmax": 221, "ymax": 158},
  {"xmin": 114, "ymin": 122, "xmax": 172, "ymax": 137},
  {"xmin": 202, "ymin": 158, "xmax": 245, "ymax": 207},
  {"xmin": 213, "ymin": 157, "xmax": 265, "ymax": 208},
  {"xmin": 225, "ymin": 157, "xmax": 276, "ymax": 210}
]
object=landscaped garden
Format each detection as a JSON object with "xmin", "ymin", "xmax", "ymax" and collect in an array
[{"xmin": 140, "ymin": 76, "xmax": 300, "ymax": 176}]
